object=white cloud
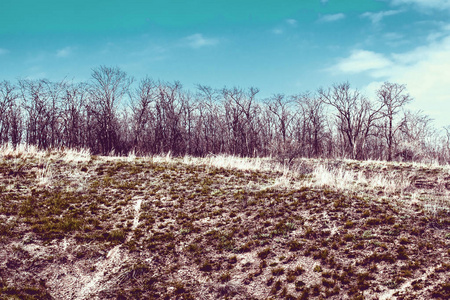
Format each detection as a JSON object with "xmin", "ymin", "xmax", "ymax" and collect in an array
[
  {"xmin": 183, "ymin": 33, "xmax": 218, "ymax": 49},
  {"xmin": 0, "ymin": 48, "xmax": 9, "ymax": 55},
  {"xmin": 333, "ymin": 33, "xmax": 450, "ymax": 127},
  {"xmin": 25, "ymin": 66, "xmax": 47, "ymax": 80},
  {"xmin": 319, "ymin": 13, "xmax": 346, "ymax": 22},
  {"xmin": 56, "ymin": 47, "xmax": 72, "ymax": 58},
  {"xmin": 271, "ymin": 19, "xmax": 297, "ymax": 35},
  {"xmin": 361, "ymin": 10, "xmax": 402, "ymax": 24},
  {"xmin": 271, "ymin": 28, "xmax": 284, "ymax": 35},
  {"xmin": 384, "ymin": 32, "xmax": 404, "ymax": 40},
  {"xmin": 286, "ymin": 19, "xmax": 297, "ymax": 26},
  {"xmin": 383, "ymin": 32, "xmax": 408, "ymax": 47},
  {"xmin": 426, "ymin": 23, "xmax": 450, "ymax": 41},
  {"xmin": 391, "ymin": 0, "xmax": 450, "ymax": 10},
  {"xmin": 334, "ymin": 50, "xmax": 392, "ymax": 74}
]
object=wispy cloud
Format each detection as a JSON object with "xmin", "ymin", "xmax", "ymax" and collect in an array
[
  {"xmin": 0, "ymin": 48, "xmax": 9, "ymax": 55},
  {"xmin": 183, "ymin": 33, "xmax": 218, "ymax": 49},
  {"xmin": 383, "ymin": 32, "xmax": 407, "ymax": 47},
  {"xmin": 332, "ymin": 32, "xmax": 450, "ymax": 126},
  {"xmin": 271, "ymin": 19, "xmax": 297, "ymax": 35},
  {"xmin": 361, "ymin": 10, "xmax": 402, "ymax": 24},
  {"xmin": 426, "ymin": 23, "xmax": 450, "ymax": 41},
  {"xmin": 333, "ymin": 50, "xmax": 392, "ymax": 74},
  {"xmin": 286, "ymin": 19, "xmax": 297, "ymax": 26},
  {"xmin": 384, "ymin": 32, "xmax": 404, "ymax": 40},
  {"xmin": 56, "ymin": 47, "xmax": 73, "ymax": 58},
  {"xmin": 318, "ymin": 13, "xmax": 346, "ymax": 23},
  {"xmin": 25, "ymin": 66, "xmax": 47, "ymax": 80},
  {"xmin": 271, "ymin": 28, "xmax": 284, "ymax": 35},
  {"xmin": 391, "ymin": 0, "xmax": 450, "ymax": 10}
]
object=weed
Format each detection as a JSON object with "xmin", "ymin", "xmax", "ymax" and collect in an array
[
  {"xmin": 362, "ymin": 230, "xmax": 373, "ymax": 239},
  {"xmin": 397, "ymin": 245, "xmax": 409, "ymax": 260},
  {"xmin": 108, "ymin": 229, "xmax": 127, "ymax": 243},
  {"xmin": 286, "ymin": 272, "xmax": 296, "ymax": 283},
  {"xmin": 366, "ymin": 218, "xmax": 381, "ymax": 226},
  {"xmin": 287, "ymin": 240, "xmax": 303, "ymax": 251},
  {"xmin": 257, "ymin": 247, "xmax": 271, "ymax": 259},
  {"xmin": 292, "ymin": 279, "xmax": 304, "ymax": 291},
  {"xmin": 344, "ymin": 220, "xmax": 355, "ymax": 228},
  {"xmin": 271, "ymin": 280, "xmax": 282, "ymax": 294},
  {"xmin": 228, "ymin": 255, "xmax": 237, "ymax": 264},
  {"xmin": 271, "ymin": 266, "xmax": 284, "ymax": 276},
  {"xmin": 322, "ymin": 278, "xmax": 335, "ymax": 288},
  {"xmin": 238, "ymin": 241, "xmax": 253, "ymax": 252},
  {"xmin": 219, "ymin": 272, "xmax": 231, "ymax": 283},
  {"xmin": 0, "ymin": 152, "xmax": 448, "ymax": 299},
  {"xmin": 200, "ymin": 261, "xmax": 213, "ymax": 272},
  {"xmin": 118, "ymin": 263, "xmax": 150, "ymax": 283},
  {"xmin": 254, "ymin": 261, "xmax": 265, "ymax": 272},
  {"xmin": 344, "ymin": 233, "xmax": 355, "ymax": 242}
]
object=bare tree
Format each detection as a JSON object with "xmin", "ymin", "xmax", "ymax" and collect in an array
[
  {"xmin": 4, "ymin": 68, "xmax": 450, "ymax": 163},
  {"xmin": 46, "ymin": 80, "xmax": 66, "ymax": 147},
  {"xmin": 154, "ymin": 81, "xmax": 185, "ymax": 155},
  {"xmin": 196, "ymin": 85, "xmax": 224, "ymax": 154},
  {"xmin": 294, "ymin": 92, "xmax": 326, "ymax": 158},
  {"xmin": 179, "ymin": 91, "xmax": 197, "ymax": 155},
  {"xmin": 61, "ymin": 82, "xmax": 88, "ymax": 149},
  {"xmin": 88, "ymin": 66, "xmax": 133, "ymax": 154},
  {"xmin": 265, "ymin": 94, "xmax": 293, "ymax": 144},
  {"xmin": 377, "ymin": 82, "xmax": 412, "ymax": 161},
  {"xmin": 442, "ymin": 126, "xmax": 450, "ymax": 163},
  {"xmin": 19, "ymin": 79, "xmax": 54, "ymax": 148},
  {"xmin": 264, "ymin": 94, "xmax": 297, "ymax": 162},
  {"xmin": 0, "ymin": 81, "xmax": 19, "ymax": 144},
  {"xmin": 130, "ymin": 77, "xmax": 157, "ymax": 154},
  {"xmin": 222, "ymin": 87, "xmax": 260, "ymax": 156},
  {"xmin": 319, "ymin": 82, "xmax": 383, "ymax": 159},
  {"xmin": 397, "ymin": 110, "xmax": 435, "ymax": 161}
]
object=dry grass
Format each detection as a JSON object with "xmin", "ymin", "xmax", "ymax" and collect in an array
[{"xmin": 0, "ymin": 147, "xmax": 449, "ymax": 299}]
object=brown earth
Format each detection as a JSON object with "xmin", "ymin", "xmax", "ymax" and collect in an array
[{"xmin": 0, "ymin": 153, "xmax": 449, "ymax": 299}]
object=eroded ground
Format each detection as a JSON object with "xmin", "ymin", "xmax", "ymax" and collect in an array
[{"xmin": 0, "ymin": 152, "xmax": 449, "ymax": 299}]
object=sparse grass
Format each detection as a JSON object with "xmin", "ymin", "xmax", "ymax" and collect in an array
[{"xmin": 0, "ymin": 148, "xmax": 448, "ymax": 299}]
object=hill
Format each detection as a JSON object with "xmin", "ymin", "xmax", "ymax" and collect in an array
[{"xmin": 0, "ymin": 147, "xmax": 449, "ymax": 299}]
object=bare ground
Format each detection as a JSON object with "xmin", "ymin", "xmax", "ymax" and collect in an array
[{"xmin": 0, "ymin": 152, "xmax": 449, "ymax": 299}]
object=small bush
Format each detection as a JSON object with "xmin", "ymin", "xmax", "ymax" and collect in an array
[
  {"xmin": 271, "ymin": 266, "xmax": 284, "ymax": 276},
  {"xmin": 287, "ymin": 240, "xmax": 303, "ymax": 251},
  {"xmin": 258, "ymin": 247, "xmax": 271, "ymax": 259},
  {"xmin": 200, "ymin": 261, "xmax": 213, "ymax": 272},
  {"xmin": 108, "ymin": 229, "xmax": 126, "ymax": 243}
]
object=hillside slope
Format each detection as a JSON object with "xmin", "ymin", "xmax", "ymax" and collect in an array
[{"xmin": 0, "ymin": 149, "xmax": 449, "ymax": 299}]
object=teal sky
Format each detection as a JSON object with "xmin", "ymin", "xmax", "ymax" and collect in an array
[
  {"xmin": 0, "ymin": 1, "xmax": 384, "ymax": 33},
  {"xmin": 1, "ymin": 0, "xmax": 450, "ymax": 127}
]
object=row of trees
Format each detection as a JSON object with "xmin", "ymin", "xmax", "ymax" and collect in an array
[{"xmin": 1, "ymin": 66, "xmax": 449, "ymax": 163}]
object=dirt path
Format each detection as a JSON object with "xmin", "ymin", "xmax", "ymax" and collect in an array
[
  {"xmin": 43, "ymin": 196, "xmax": 145, "ymax": 300},
  {"xmin": 75, "ymin": 245, "xmax": 124, "ymax": 299},
  {"xmin": 131, "ymin": 197, "xmax": 143, "ymax": 232},
  {"xmin": 378, "ymin": 267, "xmax": 436, "ymax": 300},
  {"xmin": 75, "ymin": 196, "xmax": 144, "ymax": 299}
]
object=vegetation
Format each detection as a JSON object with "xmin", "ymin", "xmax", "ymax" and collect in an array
[
  {"xmin": 0, "ymin": 147, "xmax": 448, "ymax": 299},
  {"xmin": 1, "ymin": 68, "xmax": 450, "ymax": 164}
]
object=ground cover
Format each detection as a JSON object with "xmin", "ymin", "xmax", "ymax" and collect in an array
[{"xmin": 0, "ymin": 147, "xmax": 449, "ymax": 299}]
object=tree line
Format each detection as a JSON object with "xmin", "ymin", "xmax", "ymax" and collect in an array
[{"xmin": 1, "ymin": 66, "xmax": 449, "ymax": 163}]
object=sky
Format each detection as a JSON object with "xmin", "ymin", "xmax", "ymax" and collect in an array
[{"xmin": 1, "ymin": 0, "xmax": 449, "ymax": 128}]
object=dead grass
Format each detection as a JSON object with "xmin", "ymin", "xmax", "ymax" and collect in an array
[{"xmin": 0, "ymin": 148, "xmax": 449, "ymax": 299}]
